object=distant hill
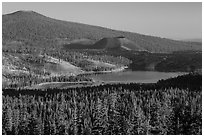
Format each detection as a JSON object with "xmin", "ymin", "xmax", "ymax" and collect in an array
[
  {"xmin": 92, "ymin": 37, "xmax": 146, "ymax": 51},
  {"xmin": 2, "ymin": 10, "xmax": 202, "ymax": 53}
]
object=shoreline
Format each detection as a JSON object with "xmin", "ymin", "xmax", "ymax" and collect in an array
[{"xmin": 79, "ymin": 66, "xmax": 128, "ymax": 75}]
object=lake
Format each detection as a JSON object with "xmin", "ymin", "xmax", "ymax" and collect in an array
[{"xmin": 88, "ymin": 71, "xmax": 186, "ymax": 83}]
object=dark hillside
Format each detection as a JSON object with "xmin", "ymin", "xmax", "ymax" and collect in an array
[
  {"xmin": 93, "ymin": 37, "xmax": 121, "ymax": 49},
  {"xmin": 3, "ymin": 11, "xmax": 201, "ymax": 53},
  {"xmin": 156, "ymin": 72, "xmax": 202, "ymax": 91}
]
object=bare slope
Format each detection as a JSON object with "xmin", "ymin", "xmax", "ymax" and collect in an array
[
  {"xmin": 3, "ymin": 10, "xmax": 201, "ymax": 53},
  {"xmin": 43, "ymin": 55, "xmax": 84, "ymax": 76}
]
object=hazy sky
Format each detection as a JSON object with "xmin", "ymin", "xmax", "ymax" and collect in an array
[{"xmin": 2, "ymin": 2, "xmax": 202, "ymax": 40}]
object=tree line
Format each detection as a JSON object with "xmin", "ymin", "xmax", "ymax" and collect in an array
[{"xmin": 3, "ymin": 74, "xmax": 93, "ymax": 89}]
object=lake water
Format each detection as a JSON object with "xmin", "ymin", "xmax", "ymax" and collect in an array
[{"xmin": 88, "ymin": 71, "xmax": 186, "ymax": 83}]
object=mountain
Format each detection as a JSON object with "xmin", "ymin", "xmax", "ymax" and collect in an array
[
  {"xmin": 64, "ymin": 37, "xmax": 146, "ymax": 51},
  {"xmin": 2, "ymin": 10, "xmax": 202, "ymax": 53}
]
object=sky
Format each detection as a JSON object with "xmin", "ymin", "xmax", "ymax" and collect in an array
[{"xmin": 2, "ymin": 2, "xmax": 202, "ymax": 40}]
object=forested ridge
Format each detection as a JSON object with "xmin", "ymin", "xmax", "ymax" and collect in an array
[
  {"xmin": 2, "ymin": 74, "xmax": 202, "ymax": 135},
  {"xmin": 80, "ymin": 50, "xmax": 202, "ymax": 72}
]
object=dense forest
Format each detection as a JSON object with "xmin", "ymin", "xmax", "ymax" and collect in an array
[{"xmin": 2, "ymin": 73, "xmax": 202, "ymax": 135}]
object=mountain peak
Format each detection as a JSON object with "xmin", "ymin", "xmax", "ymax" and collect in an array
[
  {"xmin": 17, "ymin": 10, "xmax": 34, "ymax": 13},
  {"xmin": 6, "ymin": 10, "xmax": 41, "ymax": 16}
]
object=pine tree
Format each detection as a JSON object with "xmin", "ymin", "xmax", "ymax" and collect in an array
[
  {"xmin": 12, "ymin": 108, "xmax": 20, "ymax": 134},
  {"xmin": 3, "ymin": 106, "xmax": 13, "ymax": 134}
]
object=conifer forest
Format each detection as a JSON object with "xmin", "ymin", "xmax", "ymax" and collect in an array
[{"xmin": 2, "ymin": 74, "xmax": 202, "ymax": 135}]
